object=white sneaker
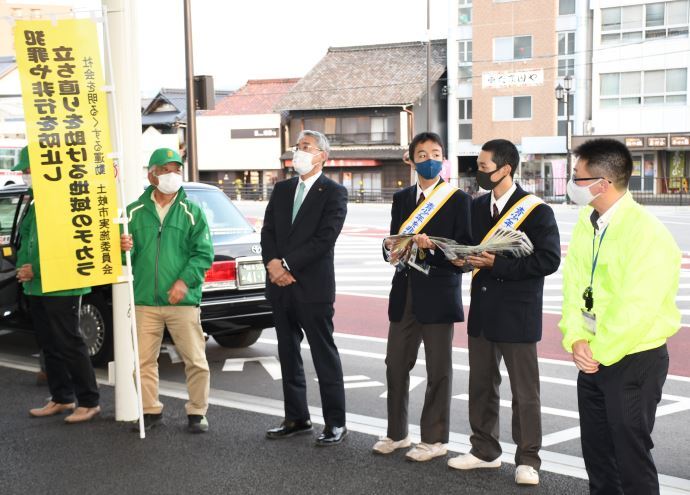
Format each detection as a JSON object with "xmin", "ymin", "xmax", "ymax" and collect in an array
[
  {"xmin": 372, "ymin": 436, "xmax": 412, "ymax": 454},
  {"xmin": 515, "ymin": 465, "xmax": 539, "ymax": 485},
  {"xmin": 447, "ymin": 453, "xmax": 501, "ymax": 470},
  {"xmin": 405, "ymin": 442, "xmax": 448, "ymax": 462}
]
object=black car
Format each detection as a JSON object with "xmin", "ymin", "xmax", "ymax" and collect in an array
[{"xmin": 0, "ymin": 182, "xmax": 274, "ymax": 364}]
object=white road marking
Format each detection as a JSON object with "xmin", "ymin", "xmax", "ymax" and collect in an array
[
  {"xmin": 1, "ymin": 354, "xmax": 690, "ymax": 493},
  {"xmin": 379, "ymin": 376, "xmax": 425, "ymax": 398},
  {"xmin": 315, "ymin": 374, "xmax": 384, "ymax": 389},
  {"xmin": 452, "ymin": 393, "xmax": 580, "ymax": 419},
  {"xmin": 222, "ymin": 356, "xmax": 282, "ymax": 380}
]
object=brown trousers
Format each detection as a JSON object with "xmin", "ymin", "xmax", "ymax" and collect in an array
[
  {"xmin": 468, "ymin": 334, "xmax": 542, "ymax": 469},
  {"xmin": 136, "ymin": 305, "xmax": 210, "ymax": 416},
  {"xmin": 385, "ymin": 284, "xmax": 454, "ymax": 444}
]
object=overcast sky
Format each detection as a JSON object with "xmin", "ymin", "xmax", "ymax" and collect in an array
[{"xmin": 12, "ymin": 0, "xmax": 450, "ymax": 94}]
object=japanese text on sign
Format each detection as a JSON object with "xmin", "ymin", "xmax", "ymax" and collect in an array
[{"xmin": 16, "ymin": 19, "xmax": 122, "ymax": 292}]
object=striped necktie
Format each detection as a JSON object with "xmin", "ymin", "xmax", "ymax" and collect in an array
[{"xmin": 292, "ymin": 182, "xmax": 305, "ymax": 222}]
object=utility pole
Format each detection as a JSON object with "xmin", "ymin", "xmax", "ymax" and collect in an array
[
  {"xmin": 426, "ymin": 0, "xmax": 432, "ymax": 131},
  {"xmin": 183, "ymin": 0, "xmax": 198, "ymax": 181}
]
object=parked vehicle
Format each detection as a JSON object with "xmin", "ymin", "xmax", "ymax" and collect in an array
[{"xmin": 0, "ymin": 182, "xmax": 273, "ymax": 365}]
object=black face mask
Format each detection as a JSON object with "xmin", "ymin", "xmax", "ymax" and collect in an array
[{"xmin": 476, "ymin": 167, "xmax": 507, "ymax": 190}]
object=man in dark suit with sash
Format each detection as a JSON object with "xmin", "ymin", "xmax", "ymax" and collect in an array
[
  {"xmin": 373, "ymin": 132, "xmax": 472, "ymax": 462},
  {"xmin": 447, "ymin": 139, "xmax": 560, "ymax": 485},
  {"xmin": 261, "ymin": 130, "xmax": 348, "ymax": 446}
]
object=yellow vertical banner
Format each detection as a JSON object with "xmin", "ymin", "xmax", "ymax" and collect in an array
[{"xmin": 14, "ymin": 19, "xmax": 122, "ymax": 292}]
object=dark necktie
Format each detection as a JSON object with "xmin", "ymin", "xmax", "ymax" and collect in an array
[
  {"xmin": 416, "ymin": 192, "xmax": 425, "ymax": 207},
  {"xmin": 492, "ymin": 203, "xmax": 499, "ymax": 220}
]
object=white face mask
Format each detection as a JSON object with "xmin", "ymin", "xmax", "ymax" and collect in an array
[
  {"xmin": 566, "ymin": 178, "xmax": 602, "ymax": 206},
  {"xmin": 23, "ymin": 174, "xmax": 32, "ymax": 188},
  {"xmin": 292, "ymin": 150, "xmax": 317, "ymax": 176},
  {"xmin": 156, "ymin": 172, "xmax": 183, "ymax": 194}
]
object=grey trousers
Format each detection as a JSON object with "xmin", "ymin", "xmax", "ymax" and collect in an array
[
  {"xmin": 385, "ymin": 285, "xmax": 454, "ymax": 444},
  {"xmin": 468, "ymin": 334, "xmax": 542, "ymax": 469}
]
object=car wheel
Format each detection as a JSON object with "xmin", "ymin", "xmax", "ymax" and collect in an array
[
  {"xmin": 213, "ymin": 328, "xmax": 262, "ymax": 348},
  {"xmin": 79, "ymin": 293, "xmax": 113, "ymax": 365}
]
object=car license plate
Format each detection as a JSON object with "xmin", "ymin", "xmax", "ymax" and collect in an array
[{"xmin": 238, "ymin": 261, "xmax": 266, "ymax": 287}]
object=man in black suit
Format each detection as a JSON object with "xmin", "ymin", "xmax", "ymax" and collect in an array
[
  {"xmin": 373, "ymin": 132, "xmax": 472, "ymax": 462},
  {"xmin": 261, "ymin": 130, "xmax": 348, "ymax": 446},
  {"xmin": 447, "ymin": 139, "xmax": 560, "ymax": 485}
]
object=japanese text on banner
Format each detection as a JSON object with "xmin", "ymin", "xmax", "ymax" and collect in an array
[{"xmin": 15, "ymin": 18, "xmax": 122, "ymax": 292}]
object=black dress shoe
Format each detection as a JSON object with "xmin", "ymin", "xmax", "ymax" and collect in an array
[
  {"xmin": 266, "ymin": 419, "xmax": 313, "ymax": 439},
  {"xmin": 315, "ymin": 425, "xmax": 347, "ymax": 446}
]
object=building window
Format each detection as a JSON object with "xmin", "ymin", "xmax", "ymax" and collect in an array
[
  {"xmin": 558, "ymin": 32, "xmax": 575, "ymax": 77},
  {"xmin": 600, "ymin": 68, "xmax": 687, "ymax": 107},
  {"xmin": 601, "ymin": 1, "xmax": 689, "ymax": 44},
  {"xmin": 458, "ymin": 40, "xmax": 472, "ymax": 64},
  {"xmin": 494, "ymin": 35, "xmax": 532, "ymax": 61},
  {"xmin": 559, "ymin": 0, "xmax": 576, "ymax": 15},
  {"xmin": 557, "ymin": 94, "xmax": 575, "ymax": 136},
  {"xmin": 459, "ymin": 0, "xmax": 472, "ymax": 25},
  {"xmin": 493, "ymin": 96, "xmax": 532, "ymax": 120},
  {"xmin": 459, "ymin": 99, "xmax": 472, "ymax": 139},
  {"xmin": 458, "ymin": 40, "xmax": 472, "ymax": 84},
  {"xmin": 370, "ymin": 116, "xmax": 397, "ymax": 142},
  {"xmin": 303, "ymin": 118, "xmax": 325, "ymax": 134}
]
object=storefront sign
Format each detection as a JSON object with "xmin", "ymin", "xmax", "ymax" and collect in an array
[
  {"xmin": 647, "ymin": 137, "xmax": 667, "ymax": 147},
  {"xmin": 231, "ymin": 128, "xmax": 279, "ymax": 139},
  {"xmin": 482, "ymin": 69, "xmax": 544, "ymax": 89},
  {"xmin": 625, "ymin": 137, "xmax": 644, "ymax": 148},
  {"xmin": 671, "ymin": 136, "xmax": 690, "ymax": 146},
  {"xmin": 15, "ymin": 18, "xmax": 121, "ymax": 292}
]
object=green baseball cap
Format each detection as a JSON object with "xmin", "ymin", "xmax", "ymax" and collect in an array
[
  {"xmin": 149, "ymin": 148, "xmax": 183, "ymax": 169},
  {"xmin": 11, "ymin": 146, "xmax": 29, "ymax": 172}
]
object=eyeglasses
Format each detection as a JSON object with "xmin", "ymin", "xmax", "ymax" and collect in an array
[
  {"xmin": 291, "ymin": 144, "xmax": 323, "ymax": 154},
  {"xmin": 572, "ymin": 177, "xmax": 612, "ymax": 183}
]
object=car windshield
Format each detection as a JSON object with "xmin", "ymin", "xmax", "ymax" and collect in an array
[{"xmin": 184, "ymin": 188, "xmax": 254, "ymax": 234}]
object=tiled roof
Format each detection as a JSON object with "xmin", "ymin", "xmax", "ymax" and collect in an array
[
  {"xmin": 281, "ymin": 146, "xmax": 405, "ymax": 161},
  {"xmin": 142, "ymin": 88, "xmax": 234, "ymax": 123},
  {"xmin": 275, "ymin": 40, "xmax": 446, "ymax": 111},
  {"xmin": 205, "ymin": 78, "xmax": 299, "ymax": 116}
]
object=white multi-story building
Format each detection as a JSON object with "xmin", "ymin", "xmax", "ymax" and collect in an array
[
  {"xmin": 580, "ymin": 0, "xmax": 690, "ymax": 194},
  {"xmin": 447, "ymin": 0, "xmax": 689, "ymax": 197},
  {"xmin": 446, "ymin": 0, "xmax": 591, "ymax": 198}
]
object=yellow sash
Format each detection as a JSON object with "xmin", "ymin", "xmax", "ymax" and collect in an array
[
  {"xmin": 398, "ymin": 181, "xmax": 458, "ymax": 235},
  {"xmin": 472, "ymin": 194, "xmax": 543, "ymax": 277}
]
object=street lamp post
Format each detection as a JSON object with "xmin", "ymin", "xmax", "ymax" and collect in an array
[{"xmin": 555, "ymin": 74, "xmax": 574, "ymax": 183}]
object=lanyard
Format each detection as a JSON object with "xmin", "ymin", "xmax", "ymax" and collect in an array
[{"xmin": 583, "ymin": 226, "xmax": 607, "ymax": 312}]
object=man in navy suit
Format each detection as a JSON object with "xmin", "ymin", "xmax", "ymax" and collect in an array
[
  {"xmin": 261, "ymin": 130, "xmax": 348, "ymax": 446},
  {"xmin": 447, "ymin": 139, "xmax": 561, "ymax": 486},
  {"xmin": 373, "ymin": 132, "xmax": 472, "ymax": 462}
]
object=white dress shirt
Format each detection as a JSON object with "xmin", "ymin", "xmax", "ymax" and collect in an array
[
  {"xmin": 416, "ymin": 177, "xmax": 442, "ymax": 203},
  {"xmin": 491, "ymin": 182, "xmax": 517, "ymax": 217},
  {"xmin": 295, "ymin": 170, "xmax": 322, "ymax": 201}
]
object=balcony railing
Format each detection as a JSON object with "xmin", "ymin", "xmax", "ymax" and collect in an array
[
  {"xmin": 325, "ymin": 132, "xmax": 397, "ymax": 146},
  {"xmin": 208, "ymin": 177, "xmax": 690, "ymax": 206}
]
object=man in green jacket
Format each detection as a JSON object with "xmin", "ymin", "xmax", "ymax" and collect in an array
[
  {"xmin": 121, "ymin": 148, "xmax": 214, "ymax": 433},
  {"xmin": 15, "ymin": 146, "xmax": 101, "ymax": 423},
  {"xmin": 559, "ymin": 138, "xmax": 681, "ymax": 495}
]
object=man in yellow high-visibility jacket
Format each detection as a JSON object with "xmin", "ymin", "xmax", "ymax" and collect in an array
[{"xmin": 559, "ymin": 138, "xmax": 681, "ymax": 495}]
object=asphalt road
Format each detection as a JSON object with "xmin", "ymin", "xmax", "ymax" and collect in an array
[
  {"xmin": 0, "ymin": 362, "xmax": 592, "ymax": 495},
  {"xmin": 1, "ymin": 199, "xmax": 688, "ymax": 494}
]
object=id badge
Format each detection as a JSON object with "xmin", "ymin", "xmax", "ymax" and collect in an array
[
  {"xmin": 408, "ymin": 244, "xmax": 430, "ymax": 275},
  {"xmin": 581, "ymin": 310, "xmax": 596, "ymax": 335}
]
